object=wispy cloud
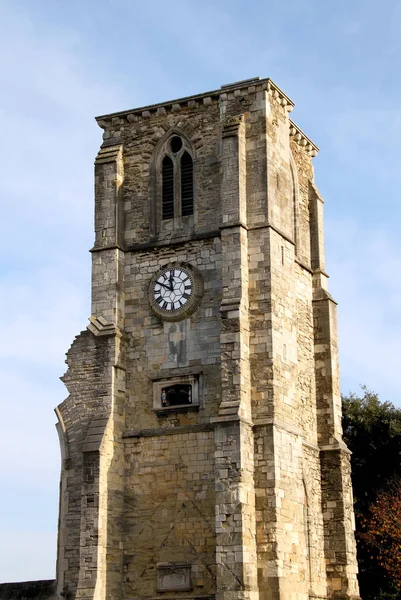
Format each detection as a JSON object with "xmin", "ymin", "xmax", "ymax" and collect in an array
[
  {"xmin": 326, "ymin": 217, "xmax": 401, "ymax": 402},
  {"xmin": 0, "ymin": 264, "xmax": 88, "ymax": 366},
  {"xmin": 0, "ymin": 367, "xmax": 61, "ymax": 481},
  {"xmin": 0, "ymin": 5, "xmax": 127, "ymax": 581},
  {"xmin": 1, "ymin": 0, "xmax": 400, "ymax": 585}
]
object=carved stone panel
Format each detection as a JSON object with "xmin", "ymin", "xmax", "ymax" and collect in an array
[{"xmin": 156, "ymin": 563, "xmax": 192, "ymax": 592}]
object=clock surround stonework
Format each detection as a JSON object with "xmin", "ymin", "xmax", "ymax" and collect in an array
[
  {"xmin": 148, "ymin": 263, "xmax": 204, "ymax": 321},
  {"xmin": 55, "ymin": 77, "xmax": 360, "ymax": 600}
]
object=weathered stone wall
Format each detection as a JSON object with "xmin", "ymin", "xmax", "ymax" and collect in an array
[
  {"xmin": 56, "ymin": 325, "xmax": 125, "ymax": 600},
  {"xmin": 123, "ymin": 430, "xmax": 216, "ymax": 597},
  {"xmin": 54, "ymin": 77, "xmax": 360, "ymax": 600},
  {"xmin": 120, "ymin": 101, "xmax": 222, "ymax": 246},
  {"xmin": 57, "ymin": 330, "xmax": 111, "ymax": 597},
  {"xmin": 123, "ymin": 237, "xmax": 222, "ymax": 431}
]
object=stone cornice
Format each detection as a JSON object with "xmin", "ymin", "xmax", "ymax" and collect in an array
[
  {"xmin": 289, "ymin": 120, "xmax": 319, "ymax": 157},
  {"xmin": 87, "ymin": 315, "xmax": 119, "ymax": 337},
  {"xmin": 96, "ymin": 77, "xmax": 319, "ymax": 159},
  {"xmin": 95, "ymin": 77, "xmax": 295, "ymax": 127},
  {"xmin": 94, "ymin": 144, "xmax": 122, "ymax": 165}
]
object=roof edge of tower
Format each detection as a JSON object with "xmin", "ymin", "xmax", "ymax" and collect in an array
[
  {"xmin": 95, "ymin": 78, "xmax": 319, "ymax": 156},
  {"xmin": 95, "ymin": 77, "xmax": 293, "ymax": 122},
  {"xmin": 289, "ymin": 120, "xmax": 319, "ymax": 157}
]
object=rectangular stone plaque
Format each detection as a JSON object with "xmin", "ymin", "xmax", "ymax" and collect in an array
[{"xmin": 156, "ymin": 562, "xmax": 191, "ymax": 592}]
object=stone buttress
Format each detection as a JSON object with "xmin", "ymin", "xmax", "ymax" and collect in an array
[{"xmin": 55, "ymin": 77, "xmax": 360, "ymax": 600}]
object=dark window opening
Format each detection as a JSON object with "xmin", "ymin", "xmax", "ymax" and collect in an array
[
  {"xmin": 170, "ymin": 136, "xmax": 183, "ymax": 153},
  {"xmin": 161, "ymin": 384, "xmax": 192, "ymax": 407},
  {"xmin": 181, "ymin": 152, "xmax": 194, "ymax": 216},
  {"xmin": 162, "ymin": 155, "xmax": 174, "ymax": 219}
]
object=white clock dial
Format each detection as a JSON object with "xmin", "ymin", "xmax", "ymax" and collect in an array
[{"xmin": 153, "ymin": 268, "xmax": 193, "ymax": 312}]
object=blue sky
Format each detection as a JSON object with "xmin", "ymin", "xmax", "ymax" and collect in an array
[{"xmin": 1, "ymin": 0, "xmax": 401, "ymax": 583}]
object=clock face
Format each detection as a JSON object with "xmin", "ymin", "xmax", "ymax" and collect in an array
[
  {"xmin": 148, "ymin": 263, "xmax": 203, "ymax": 321},
  {"xmin": 153, "ymin": 268, "xmax": 193, "ymax": 312}
]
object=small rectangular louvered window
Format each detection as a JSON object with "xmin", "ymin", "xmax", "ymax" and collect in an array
[
  {"xmin": 180, "ymin": 152, "xmax": 194, "ymax": 216},
  {"xmin": 162, "ymin": 156, "xmax": 174, "ymax": 219}
]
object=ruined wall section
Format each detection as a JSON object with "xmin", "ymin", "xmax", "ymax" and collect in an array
[
  {"xmin": 58, "ymin": 137, "xmax": 127, "ymax": 600},
  {"xmin": 56, "ymin": 326, "xmax": 125, "ymax": 600}
]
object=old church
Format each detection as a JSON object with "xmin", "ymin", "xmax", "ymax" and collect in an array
[{"xmin": 2, "ymin": 77, "xmax": 361, "ymax": 600}]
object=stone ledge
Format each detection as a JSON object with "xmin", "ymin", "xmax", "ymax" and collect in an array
[
  {"xmin": 290, "ymin": 120, "xmax": 319, "ymax": 156},
  {"xmin": 154, "ymin": 404, "xmax": 200, "ymax": 417},
  {"xmin": 87, "ymin": 315, "xmax": 116, "ymax": 337},
  {"xmin": 146, "ymin": 596, "xmax": 214, "ymax": 600},
  {"xmin": 295, "ymin": 257, "xmax": 313, "ymax": 274},
  {"xmin": 90, "ymin": 243, "xmax": 124, "ymax": 253},
  {"xmin": 94, "ymin": 77, "xmax": 323, "ymax": 160},
  {"xmin": 253, "ymin": 418, "xmax": 304, "ymax": 438},
  {"xmin": 94, "ymin": 144, "xmax": 122, "ymax": 164},
  {"xmin": 312, "ymin": 288, "xmax": 338, "ymax": 305},
  {"xmin": 124, "ymin": 230, "xmax": 221, "ymax": 254},
  {"xmin": 123, "ymin": 422, "xmax": 214, "ymax": 439},
  {"xmin": 82, "ymin": 417, "xmax": 109, "ymax": 452},
  {"xmin": 320, "ymin": 442, "xmax": 351, "ymax": 455},
  {"xmin": 95, "ymin": 77, "xmax": 294, "ymax": 126}
]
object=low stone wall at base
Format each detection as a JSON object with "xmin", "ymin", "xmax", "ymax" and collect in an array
[{"xmin": 0, "ymin": 580, "xmax": 56, "ymax": 600}]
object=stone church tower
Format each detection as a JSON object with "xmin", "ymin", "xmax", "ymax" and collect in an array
[{"xmin": 55, "ymin": 77, "xmax": 360, "ymax": 600}]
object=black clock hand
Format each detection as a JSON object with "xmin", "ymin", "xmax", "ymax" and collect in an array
[
  {"xmin": 158, "ymin": 282, "xmax": 172, "ymax": 291},
  {"xmin": 169, "ymin": 271, "xmax": 174, "ymax": 291}
]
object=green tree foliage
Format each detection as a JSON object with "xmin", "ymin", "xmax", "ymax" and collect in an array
[{"xmin": 342, "ymin": 388, "xmax": 401, "ymax": 600}]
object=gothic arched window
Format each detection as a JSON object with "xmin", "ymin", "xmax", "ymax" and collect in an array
[{"xmin": 161, "ymin": 135, "xmax": 194, "ymax": 220}]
